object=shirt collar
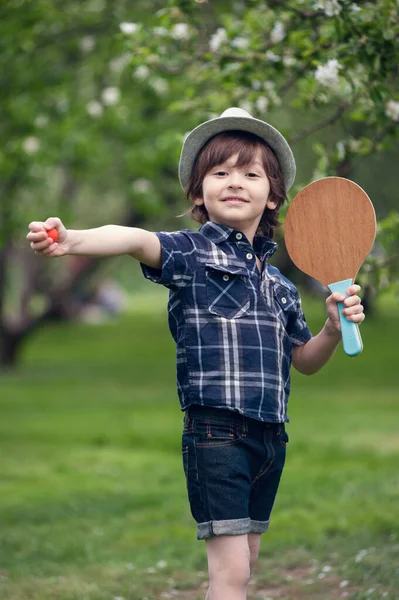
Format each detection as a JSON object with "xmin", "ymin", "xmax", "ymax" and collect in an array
[{"xmin": 198, "ymin": 221, "xmax": 278, "ymax": 261}]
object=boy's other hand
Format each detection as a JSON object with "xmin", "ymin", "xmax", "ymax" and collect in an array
[
  {"xmin": 325, "ymin": 284, "xmax": 365, "ymax": 334},
  {"xmin": 27, "ymin": 217, "xmax": 69, "ymax": 257}
]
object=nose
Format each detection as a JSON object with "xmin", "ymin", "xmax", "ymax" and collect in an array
[{"xmin": 227, "ymin": 172, "xmax": 244, "ymax": 189}]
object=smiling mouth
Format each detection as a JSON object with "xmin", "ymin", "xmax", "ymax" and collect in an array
[{"xmin": 222, "ymin": 197, "xmax": 248, "ymax": 203}]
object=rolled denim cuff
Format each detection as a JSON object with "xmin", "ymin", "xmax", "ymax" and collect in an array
[{"xmin": 197, "ymin": 517, "xmax": 270, "ymax": 540}]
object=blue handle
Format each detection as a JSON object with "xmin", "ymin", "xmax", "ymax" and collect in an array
[{"xmin": 328, "ymin": 279, "xmax": 363, "ymax": 357}]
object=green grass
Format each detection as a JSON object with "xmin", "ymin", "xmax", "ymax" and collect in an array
[{"xmin": 0, "ymin": 289, "xmax": 398, "ymax": 600}]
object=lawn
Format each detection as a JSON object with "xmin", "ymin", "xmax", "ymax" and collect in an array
[{"xmin": 0, "ymin": 288, "xmax": 398, "ymax": 600}]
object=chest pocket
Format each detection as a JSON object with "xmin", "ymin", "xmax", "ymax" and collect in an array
[
  {"xmin": 206, "ymin": 262, "xmax": 250, "ymax": 319},
  {"xmin": 273, "ymin": 284, "xmax": 297, "ymax": 330}
]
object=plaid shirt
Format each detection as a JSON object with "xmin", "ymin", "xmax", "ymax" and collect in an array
[{"xmin": 140, "ymin": 221, "xmax": 312, "ymax": 423}]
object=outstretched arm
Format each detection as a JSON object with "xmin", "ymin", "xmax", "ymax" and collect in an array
[
  {"xmin": 27, "ymin": 217, "xmax": 162, "ymax": 268},
  {"xmin": 292, "ymin": 284, "xmax": 364, "ymax": 375}
]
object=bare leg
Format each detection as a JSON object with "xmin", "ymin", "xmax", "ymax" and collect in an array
[
  {"xmin": 247, "ymin": 532, "xmax": 261, "ymax": 575},
  {"xmin": 204, "ymin": 534, "xmax": 251, "ymax": 600}
]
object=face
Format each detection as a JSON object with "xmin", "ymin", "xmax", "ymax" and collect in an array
[{"xmin": 194, "ymin": 149, "xmax": 277, "ymax": 241}]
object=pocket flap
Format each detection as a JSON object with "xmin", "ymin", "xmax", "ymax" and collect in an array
[{"xmin": 205, "ymin": 261, "xmax": 248, "ymax": 277}]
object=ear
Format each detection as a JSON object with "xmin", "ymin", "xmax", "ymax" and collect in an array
[
  {"xmin": 265, "ymin": 197, "xmax": 278, "ymax": 210},
  {"xmin": 194, "ymin": 197, "xmax": 204, "ymax": 206}
]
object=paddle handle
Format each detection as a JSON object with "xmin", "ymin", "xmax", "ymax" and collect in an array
[{"xmin": 328, "ymin": 279, "xmax": 363, "ymax": 357}]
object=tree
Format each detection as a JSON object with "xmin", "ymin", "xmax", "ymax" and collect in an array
[
  {"xmin": 120, "ymin": 0, "xmax": 399, "ymax": 300},
  {"xmin": 0, "ymin": 0, "xmax": 185, "ymax": 367},
  {"xmin": 1, "ymin": 0, "xmax": 398, "ymax": 367}
]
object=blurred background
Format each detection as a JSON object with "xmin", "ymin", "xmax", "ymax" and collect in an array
[{"xmin": 1, "ymin": 1, "xmax": 398, "ymax": 599}]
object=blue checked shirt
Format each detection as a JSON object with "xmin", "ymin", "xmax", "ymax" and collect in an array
[{"xmin": 140, "ymin": 221, "xmax": 312, "ymax": 423}]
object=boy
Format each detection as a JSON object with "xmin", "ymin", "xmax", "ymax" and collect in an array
[{"xmin": 27, "ymin": 108, "xmax": 365, "ymax": 600}]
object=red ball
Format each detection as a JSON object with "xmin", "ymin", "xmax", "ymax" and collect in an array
[{"xmin": 47, "ymin": 228, "xmax": 58, "ymax": 243}]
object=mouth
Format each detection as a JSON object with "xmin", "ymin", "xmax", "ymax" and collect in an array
[{"xmin": 221, "ymin": 197, "xmax": 249, "ymax": 204}]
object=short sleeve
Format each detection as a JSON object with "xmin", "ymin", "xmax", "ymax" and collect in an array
[
  {"xmin": 140, "ymin": 230, "xmax": 197, "ymax": 290},
  {"xmin": 287, "ymin": 289, "xmax": 312, "ymax": 346}
]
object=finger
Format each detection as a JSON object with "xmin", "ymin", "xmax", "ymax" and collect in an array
[
  {"xmin": 329, "ymin": 292, "xmax": 346, "ymax": 303},
  {"xmin": 346, "ymin": 284, "xmax": 361, "ymax": 295},
  {"xmin": 41, "ymin": 243, "xmax": 58, "ymax": 255},
  {"xmin": 28, "ymin": 221, "xmax": 46, "ymax": 232},
  {"xmin": 44, "ymin": 217, "xmax": 62, "ymax": 230},
  {"xmin": 345, "ymin": 311, "xmax": 365, "ymax": 323},
  {"xmin": 343, "ymin": 304, "xmax": 364, "ymax": 316},
  {"xmin": 31, "ymin": 238, "xmax": 53, "ymax": 252},
  {"xmin": 343, "ymin": 295, "xmax": 361, "ymax": 308},
  {"xmin": 26, "ymin": 231, "xmax": 48, "ymax": 242}
]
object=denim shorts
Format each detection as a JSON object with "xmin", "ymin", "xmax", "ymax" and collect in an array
[{"xmin": 181, "ymin": 404, "xmax": 288, "ymax": 541}]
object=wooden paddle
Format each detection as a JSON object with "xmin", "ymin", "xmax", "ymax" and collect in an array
[{"xmin": 284, "ymin": 177, "xmax": 376, "ymax": 356}]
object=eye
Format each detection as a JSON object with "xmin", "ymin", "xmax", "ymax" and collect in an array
[
  {"xmin": 247, "ymin": 172, "xmax": 259, "ymax": 177},
  {"xmin": 215, "ymin": 170, "xmax": 228, "ymax": 176}
]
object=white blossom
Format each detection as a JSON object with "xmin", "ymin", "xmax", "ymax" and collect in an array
[
  {"xmin": 23, "ymin": 136, "xmax": 40, "ymax": 154},
  {"xmin": 350, "ymin": 3, "xmax": 361, "ymax": 11},
  {"xmin": 339, "ymin": 580, "xmax": 350, "ymax": 588},
  {"xmin": 266, "ymin": 50, "xmax": 280, "ymax": 62},
  {"xmin": 209, "ymin": 28, "xmax": 227, "ymax": 52},
  {"xmin": 315, "ymin": 0, "xmax": 342, "ymax": 16},
  {"xmin": 101, "ymin": 87, "xmax": 120, "ymax": 106},
  {"xmin": 385, "ymin": 100, "xmax": 399, "ymax": 122},
  {"xmin": 86, "ymin": 100, "xmax": 103, "ymax": 117},
  {"xmin": 322, "ymin": 565, "xmax": 333, "ymax": 572},
  {"xmin": 80, "ymin": 36, "xmax": 95, "ymax": 52},
  {"xmin": 172, "ymin": 23, "xmax": 189, "ymax": 40},
  {"xmin": 256, "ymin": 96, "xmax": 269, "ymax": 112},
  {"xmin": 153, "ymin": 26, "xmax": 168, "ymax": 37},
  {"xmin": 231, "ymin": 37, "xmax": 249, "ymax": 50},
  {"xmin": 270, "ymin": 21, "xmax": 286, "ymax": 44},
  {"xmin": 35, "ymin": 114, "xmax": 49, "ymax": 128},
  {"xmin": 134, "ymin": 65, "xmax": 150, "ymax": 80},
  {"xmin": 252, "ymin": 80, "xmax": 262, "ymax": 90},
  {"xmin": 119, "ymin": 22, "xmax": 139, "ymax": 35},
  {"xmin": 283, "ymin": 55, "xmax": 296, "ymax": 67},
  {"xmin": 315, "ymin": 58, "xmax": 343, "ymax": 88},
  {"xmin": 150, "ymin": 78, "xmax": 169, "ymax": 96}
]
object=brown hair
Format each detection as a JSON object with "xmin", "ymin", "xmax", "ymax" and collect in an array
[{"xmin": 178, "ymin": 130, "xmax": 287, "ymax": 238}]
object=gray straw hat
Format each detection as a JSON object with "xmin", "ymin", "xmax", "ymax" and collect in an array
[{"xmin": 178, "ymin": 107, "xmax": 296, "ymax": 192}]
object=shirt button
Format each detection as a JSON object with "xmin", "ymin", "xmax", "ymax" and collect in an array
[
  {"xmin": 236, "ymin": 233, "xmax": 243, "ymax": 240},
  {"xmin": 223, "ymin": 274, "xmax": 229, "ymax": 281},
  {"xmin": 246, "ymin": 253, "xmax": 253, "ymax": 260},
  {"xmin": 281, "ymin": 297, "xmax": 287, "ymax": 305}
]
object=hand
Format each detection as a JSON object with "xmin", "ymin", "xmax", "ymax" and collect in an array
[
  {"xmin": 325, "ymin": 284, "xmax": 365, "ymax": 333},
  {"xmin": 26, "ymin": 217, "xmax": 69, "ymax": 257}
]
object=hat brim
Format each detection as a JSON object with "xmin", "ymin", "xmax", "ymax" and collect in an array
[{"xmin": 179, "ymin": 115, "xmax": 296, "ymax": 192}]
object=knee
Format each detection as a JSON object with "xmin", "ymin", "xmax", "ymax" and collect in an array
[{"xmin": 210, "ymin": 557, "xmax": 251, "ymax": 588}]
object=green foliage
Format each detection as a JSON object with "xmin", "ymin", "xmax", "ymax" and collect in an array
[
  {"xmin": 0, "ymin": 0, "xmax": 398, "ymax": 295},
  {"xmin": 116, "ymin": 0, "xmax": 399, "ymax": 296}
]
